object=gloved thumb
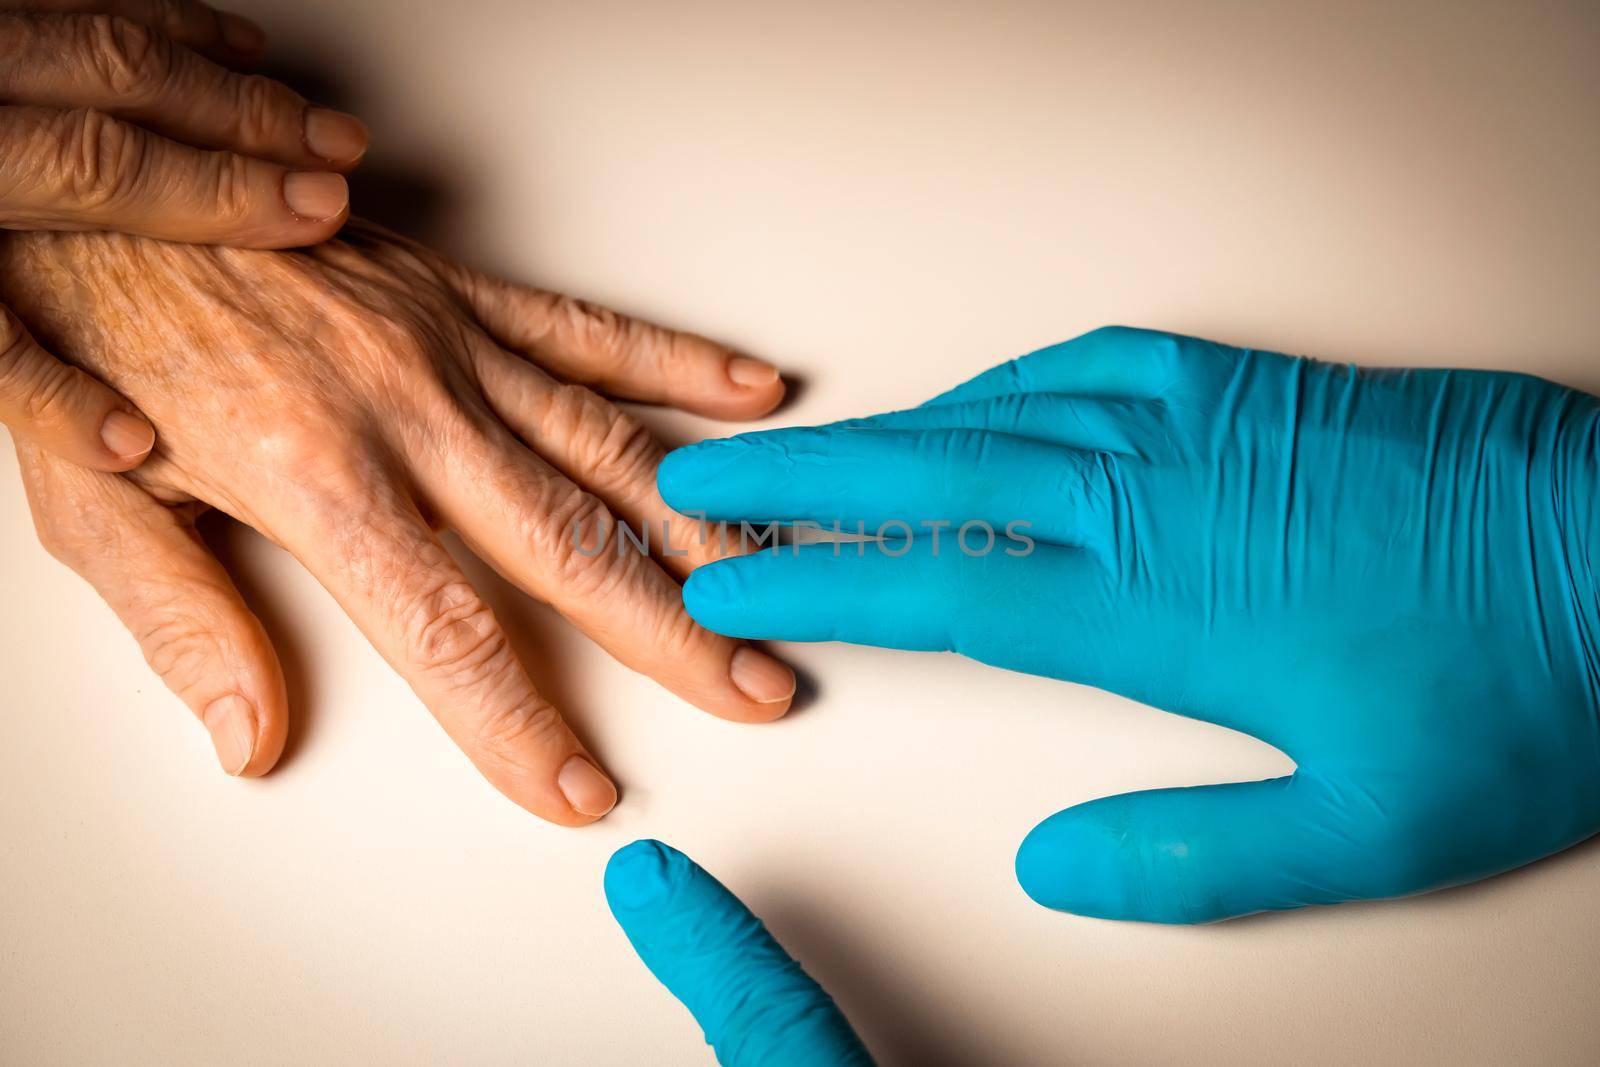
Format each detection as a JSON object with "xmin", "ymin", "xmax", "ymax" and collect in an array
[
  {"xmin": 604, "ymin": 840, "xmax": 874, "ymax": 1066},
  {"xmin": 1015, "ymin": 774, "xmax": 1418, "ymax": 923}
]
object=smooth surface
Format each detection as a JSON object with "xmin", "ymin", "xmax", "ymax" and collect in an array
[{"xmin": 1, "ymin": 1, "xmax": 1597, "ymax": 1063}]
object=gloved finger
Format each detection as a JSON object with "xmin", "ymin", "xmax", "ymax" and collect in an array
[
  {"xmin": 0, "ymin": 302, "xmax": 155, "ymax": 470},
  {"xmin": 605, "ymin": 840, "xmax": 874, "ymax": 1067},
  {"xmin": 443, "ymin": 261, "xmax": 786, "ymax": 420},
  {"xmin": 683, "ymin": 538, "xmax": 1077, "ymax": 651},
  {"xmin": 12, "ymin": 0, "xmax": 268, "ymax": 64},
  {"xmin": 16, "ymin": 440, "xmax": 288, "ymax": 776},
  {"xmin": 0, "ymin": 105, "xmax": 349, "ymax": 247},
  {"xmin": 1014, "ymin": 773, "xmax": 1402, "ymax": 923},
  {"xmin": 416, "ymin": 415, "xmax": 796, "ymax": 723},
  {"xmin": 0, "ymin": 13, "xmax": 366, "ymax": 168},
  {"xmin": 468, "ymin": 341, "xmax": 732, "ymax": 578},
  {"xmin": 921, "ymin": 325, "xmax": 1192, "ymax": 407},
  {"xmin": 283, "ymin": 485, "xmax": 617, "ymax": 825},
  {"xmin": 685, "ymin": 540, "xmax": 1285, "ymax": 743},
  {"xmin": 658, "ymin": 427, "xmax": 1119, "ymax": 552},
  {"xmin": 829, "ymin": 393, "xmax": 1167, "ymax": 456}
]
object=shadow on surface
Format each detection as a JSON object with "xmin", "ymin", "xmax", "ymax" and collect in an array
[
  {"xmin": 446, "ymin": 536, "xmax": 603, "ymax": 749},
  {"xmin": 254, "ymin": 56, "xmax": 458, "ymax": 246},
  {"xmin": 199, "ymin": 514, "xmax": 320, "ymax": 769},
  {"xmin": 760, "ymin": 895, "xmax": 1004, "ymax": 1067}
]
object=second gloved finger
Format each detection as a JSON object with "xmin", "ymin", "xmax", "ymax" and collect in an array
[
  {"xmin": 0, "ymin": 302, "xmax": 155, "ymax": 470},
  {"xmin": 683, "ymin": 539, "xmax": 1084, "ymax": 656},
  {"xmin": 658, "ymin": 427, "xmax": 1120, "ymax": 552},
  {"xmin": 605, "ymin": 840, "xmax": 874, "ymax": 1067},
  {"xmin": 0, "ymin": 105, "xmax": 349, "ymax": 247},
  {"xmin": 15, "ymin": 440, "xmax": 288, "ymax": 776},
  {"xmin": 0, "ymin": 12, "xmax": 366, "ymax": 168},
  {"xmin": 682, "ymin": 541, "xmax": 1283, "ymax": 742},
  {"xmin": 1014, "ymin": 773, "xmax": 1429, "ymax": 923}
]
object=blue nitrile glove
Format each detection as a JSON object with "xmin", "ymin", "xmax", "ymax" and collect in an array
[
  {"xmin": 658, "ymin": 326, "xmax": 1600, "ymax": 923},
  {"xmin": 604, "ymin": 840, "xmax": 874, "ymax": 1066}
]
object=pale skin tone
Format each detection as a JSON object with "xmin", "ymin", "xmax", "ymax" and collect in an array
[
  {"xmin": 1, "ymin": 0, "xmax": 368, "ymax": 469},
  {"xmin": 0, "ymin": 221, "xmax": 796, "ymax": 825}
]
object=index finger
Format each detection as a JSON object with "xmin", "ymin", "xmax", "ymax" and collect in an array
[
  {"xmin": 0, "ymin": 105, "xmax": 349, "ymax": 247},
  {"xmin": 605, "ymin": 840, "xmax": 874, "ymax": 1067}
]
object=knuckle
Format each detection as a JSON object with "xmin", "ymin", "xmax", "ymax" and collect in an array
[
  {"xmin": 50, "ymin": 107, "xmax": 146, "ymax": 210},
  {"xmin": 0, "ymin": 324, "xmax": 84, "ymax": 428},
  {"xmin": 546, "ymin": 384, "xmax": 658, "ymax": 487},
  {"xmin": 231, "ymin": 74, "xmax": 296, "ymax": 149},
  {"xmin": 399, "ymin": 578, "xmax": 508, "ymax": 684},
  {"xmin": 0, "ymin": 314, "xmax": 36, "ymax": 385},
  {"xmin": 652, "ymin": 598, "xmax": 708, "ymax": 659},
  {"xmin": 204, "ymin": 150, "xmax": 255, "ymax": 224},
  {"xmin": 15, "ymin": 358, "xmax": 78, "ymax": 424},
  {"xmin": 474, "ymin": 698, "xmax": 566, "ymax": 759},
  {"xmin": 135, "ymin": 610, "xmax": 215, "ymax": 689},
  {"xmin": 534, "ymin": 486, "xmax": 628, "ymax": 597},
  {"xmin": 340, "ymin": 314, "xmax": 434, "ymax": 379},
  {"xmin": 249, "ymin": 410, "xmax": 365, "ymax": 491},
  {"xmin": 556, "ymin": 296, "xmax": 631, "ymax": 370},
  {"xmin": 83, "ymin": 14, "xmax": 167, "ymax": 98}
]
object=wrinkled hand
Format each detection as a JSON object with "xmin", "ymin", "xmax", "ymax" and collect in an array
[
  {"xmin": 0, "ymin": 221, "xmax": 794, "ymax": 825},
  {"xmin": 1, "ymin": 0, "xmax": 366, "ymax": 471},
  {"xmin": 606, "ymin": 840, "xmax": 873, "ymax": 1066},
  {"xmin": 660, "ymin": 326, "xmax": 1600, "ymax": 920}
]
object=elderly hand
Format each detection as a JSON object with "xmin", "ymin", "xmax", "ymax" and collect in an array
[
  {"xmin": 0, "ymin": 221, "xmax": 792, "ymax": 825},
  {"xmin": 1, "ymin": 0, "xmax": 366, "ymax": 472}
]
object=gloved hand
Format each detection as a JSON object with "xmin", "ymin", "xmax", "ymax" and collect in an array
[
  {"xmin": 657, "ymin": 326, "xmax": 1600, "ymax": 922},
  {"xmin": 605, "ymin": 840, "xmax": 873, "ymax": 1066}
]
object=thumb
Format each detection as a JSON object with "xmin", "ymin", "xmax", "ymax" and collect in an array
[
  {"xmin": 604, "ymin": 840, "xmax": 874, "ymax": 1067},
  {"xmin": 1, "ymin": 303, "xmax": 155, "ymax": 470},
  {"xmin": 1015, "ymin": 774, "xmax": 1406, "ymax": 923},
  {"xmin": 16, "ymin": 440, "xmax": 288, "ymax": 776}
]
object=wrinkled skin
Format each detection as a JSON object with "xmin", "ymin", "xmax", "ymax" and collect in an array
[
  {"xmin": 1, "ymin": 0, "xmax": 372, "ymax": 474},
  {"xmin": 0, "ymin": 220, "xmax": 795, "ymax": 825}
]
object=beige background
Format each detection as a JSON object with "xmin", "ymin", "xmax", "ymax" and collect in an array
[{"xmin": 3, "ymin": 0, "xmax": 1599, "ymax": 1063}]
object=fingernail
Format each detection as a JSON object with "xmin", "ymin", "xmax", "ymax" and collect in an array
[
  {"xmin": 282, "ymin": 171, "xmax": 348, "ymax": 221},
  {"xmin": 558, "ymin": 755, "xmax": 617, "ymax": 817},
  {"xmin": 218, "ymin": 13, "xmax": 268, "ymax": 55},
  {"xmin": 303, "ymin": 108, "xmax": 369, "ymax": 166},
  {"xmin": 99, "ymin": 410, "xmax": 154, "ymax": 460},
  {"xmin": 203, "ymin": 695, "xmax": 257, "ymax": 776},
  {"xmin": 727, "ymin": 355, "xmax": 780, "ymax": 387},
  {"xmin": 729, "ymin": 646, "xmax": 796, "ymax": 704}
]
